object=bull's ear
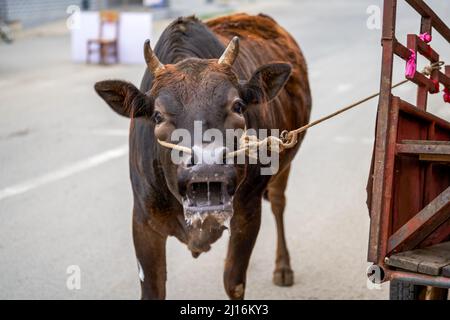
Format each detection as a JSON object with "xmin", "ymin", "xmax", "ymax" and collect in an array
[
  {"xmin": 94, "ymin": 80, "xmax": 152, "ymax": 118},
  {"xmin": 241, "ymin": 63, "xmax": 292, "ymax": 104}
]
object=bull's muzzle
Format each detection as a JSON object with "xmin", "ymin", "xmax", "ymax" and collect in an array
[{"xmin": 178, "ymin": 164, "xmax": 237, "ymax": 228}]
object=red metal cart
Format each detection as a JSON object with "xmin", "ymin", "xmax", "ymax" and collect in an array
[{"xmin": 367, "ymin": 0, "xmax": 450, "ymax": 300}]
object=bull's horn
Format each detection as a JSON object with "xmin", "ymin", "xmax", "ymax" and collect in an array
[
  {"xmin": 144, "ymin": 39, "xmax": 164, "ymax": 74},
  {"xmin": 218, "ymin": 36, "xmax": 240, "ymax": 66}
]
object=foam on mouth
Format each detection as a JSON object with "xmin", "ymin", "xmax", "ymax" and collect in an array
[{"xmin": 183, "ymin": 198, "xmax": 233, "ymax": 231}]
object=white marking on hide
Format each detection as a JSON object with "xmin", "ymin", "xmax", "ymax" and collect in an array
[{"xmin": 137, "ymin": 260, "xmax": 145, "ymax": 282}]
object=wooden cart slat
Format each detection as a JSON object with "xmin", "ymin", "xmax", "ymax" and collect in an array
[
  {"xmin": 443, "ymin": 265, "xmax": 450, "ymax": 277},
  {"xmin": 387, "ymin": 241, "xmax": 450, "ymax": 276},
  {"xmin": 387, "ymin": 187, "xmax": 450, "ymax": 253},
  {"xmin": 397, "ymin": 140, "xmax": 450, "ymax": 163},
  {"xmin": 396, "ymin": 142, "xmax": 450, "ymax": 155}
]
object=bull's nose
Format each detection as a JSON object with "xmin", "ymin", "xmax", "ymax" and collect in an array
[{"xmin": 188, "ymin": 145, "xmax": 227, "ymax": 166}]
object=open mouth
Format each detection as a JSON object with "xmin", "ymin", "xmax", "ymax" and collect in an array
[{"xmin": 182, "ymin": 179, "xmax": 234, "ymax": 229}]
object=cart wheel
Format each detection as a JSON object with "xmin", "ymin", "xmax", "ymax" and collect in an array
[{"xmin": 390, "ymin": 280, "xmax": 448, "ymax": 300}]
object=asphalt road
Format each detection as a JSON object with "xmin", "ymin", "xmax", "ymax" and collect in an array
[{"xmin": 0, "ymin": 0, "xmax": 449, "ymax": 299}]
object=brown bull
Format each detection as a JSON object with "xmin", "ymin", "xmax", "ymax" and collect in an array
[{"xmin": 95, "ymin": 13, "xmax": 311, "ymax": 299}]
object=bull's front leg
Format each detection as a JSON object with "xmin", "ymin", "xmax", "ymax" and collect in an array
[
  {"xmin": 223, "ymin": 197, "xmax": 262, "ymax": 300},
  {"xmin": 132, "ymin": 214, "xmax": 167, "ymax": 300}
]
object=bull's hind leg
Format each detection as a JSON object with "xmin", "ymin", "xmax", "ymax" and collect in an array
[{"xmin": 267, "ymin": 164, "xmax": 294, "ymax": 286}]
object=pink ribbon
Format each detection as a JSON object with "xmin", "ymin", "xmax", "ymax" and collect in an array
[
  {"xmin": 431, "ymin": 79, "xmax": 439, "ymax": 93},
  {"xmin": 419, "ymin": 32, "xmax": 432, "ymax": 43},
  {"xmin": 405, "ymin": 49, "xmax": 416, "ymax": 78},
  {"xmin": 444, "ymin": 88, "xmax": 450, "ymax": 103}
]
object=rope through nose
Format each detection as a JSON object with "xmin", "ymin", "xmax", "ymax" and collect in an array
[{"xmin": 157, "ymin": 139, "xmax": 192, "ymax": 154}]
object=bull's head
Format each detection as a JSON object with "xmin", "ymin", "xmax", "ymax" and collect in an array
[{"xmin": 95, "ymin": 37, "xmax": 291, "ymax": 254}]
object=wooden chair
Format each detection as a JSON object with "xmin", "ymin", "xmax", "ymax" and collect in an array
[{"xmin": 87, "ymin": 10, "xmax": 119, "ymax": 64}]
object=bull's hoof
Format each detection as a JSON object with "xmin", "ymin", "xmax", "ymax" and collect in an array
[
  {"xmin": 225, "ymin": 283, "xmax": 245, "ymax": 300},
  {"xmin": 232, "ymin": 283, "xmax": 245, "ymax": 299},
  {"xmin": 273, "ymin": 267, "xmax": 294, "ymax": 287}
]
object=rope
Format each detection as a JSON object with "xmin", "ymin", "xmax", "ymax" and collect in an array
[
  {"xmin": 157, "ymin": 61, "xmax": 445, "ymax": 159},
  {"xmin": 157, "ymin": 139, "xmax": 192, "ymax": 154}
]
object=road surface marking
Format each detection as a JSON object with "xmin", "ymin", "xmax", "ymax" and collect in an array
[{"xmin": 0, "ymin": 145, "xmax": 128, "ymax": 201}]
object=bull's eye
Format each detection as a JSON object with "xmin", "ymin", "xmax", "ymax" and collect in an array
[
  {"xmin": 232, "ymin": 99, "xmax": 246, "ymax": 115},
  {"xmin": 152, "ymin": 111, "xmax": 164, "ymax": 124}
]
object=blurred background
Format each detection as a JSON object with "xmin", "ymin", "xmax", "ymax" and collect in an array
[{"xmin": 0, "ymin": 0, "xmax": 448, "ymax": 299}]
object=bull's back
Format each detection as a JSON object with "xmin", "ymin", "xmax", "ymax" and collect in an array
[{"xmin": 207, "ymin": 13, "xmax": 305, "ymax": 71}]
